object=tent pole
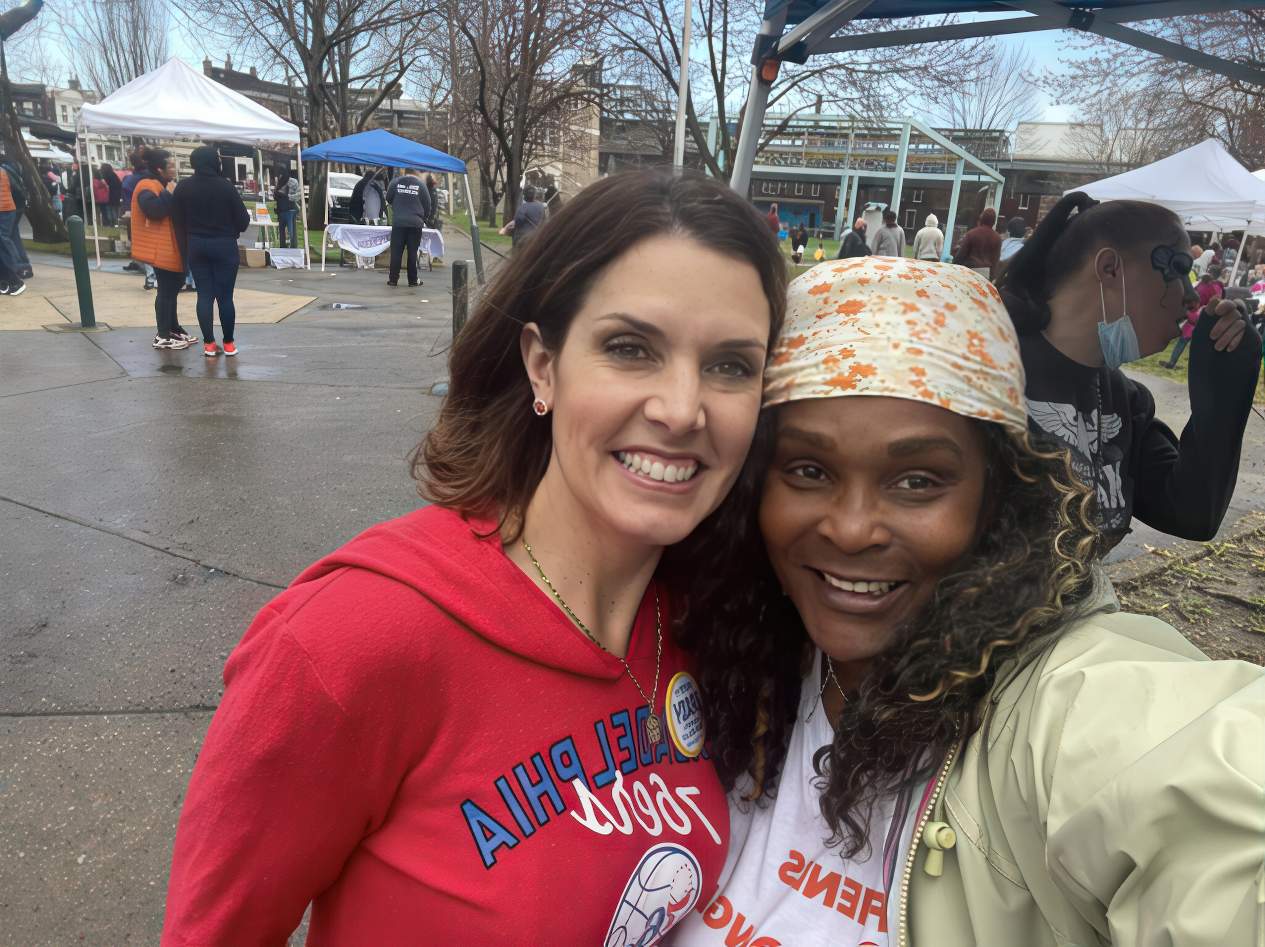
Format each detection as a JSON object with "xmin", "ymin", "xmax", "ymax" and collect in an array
[
  {"xmin": 295, "ymin": 143, "xmax": 311, "ymax": 269},
  {"xmin": 80, "ymin": 131, "xmax": 102, "ymax": 269},
  {"xmin": 256, "ymin": 148, "xmax": 268, "ymax": 250},
  {"xmin": 1226, "ymin": 226, "xmax": 1252, "ymax": 287},
  {"xmin": 321, "ymin": 160, "xmax": 330, "ymax": 273},
  {"xmin": 463, "ymin": 172, "xmax": 484, "ymax": 284},
  {"xmin": 729, "ymin": 6, "xmax": 788, "ymax": 194}
]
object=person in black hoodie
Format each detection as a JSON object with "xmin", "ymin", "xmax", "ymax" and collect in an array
[
  {"xmin": 385, "ymin": 167, "xmax": 431, "ymax": 287},
  {"xmin": 101, "ymin": 163, "xmax": 122, "ymax": 226},
  {"xmin": 174, "ymin": 145, "xmax": 250, "ymax": 357},
  {"xmin": 997, "ymin": 192, "xmax": 1260, "ymax": 551},
  {"xmin": 836, "ymin": 217, "xmax": 868, "ymax": 258}
]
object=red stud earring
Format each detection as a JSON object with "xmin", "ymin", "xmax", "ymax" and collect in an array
[{"xmin": 532, "ymin": 398, "xmax": 549, "ymax": 417}]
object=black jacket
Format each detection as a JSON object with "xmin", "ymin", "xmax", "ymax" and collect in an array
[
  {"xmin": 837, "ymin": 229, "xmax": 869, "ymax": 258},
  {"xmin": 349, "ymin": 176, "xmax": 385, "ymax": 222},
  {"xmin": 1021, "ymin": 313, "xmax": 1261, "ymax": 547},
  {"xmin": 173, "ymin": 151, "xmax": 250, "ymax": 240},
  {"xmin": 103, "ymin": 169, "xmax": 122, "ymax": 205},
  {"xmin": 386, "ymin": 173, "xmax": 432, "ymax": 229}
]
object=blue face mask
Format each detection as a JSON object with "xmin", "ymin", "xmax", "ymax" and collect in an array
[{"xmin": 1097, "ymin": 254, "xmax": 1142, "ymax": 369}]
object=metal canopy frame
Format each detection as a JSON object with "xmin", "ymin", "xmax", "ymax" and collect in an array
[
  {"xmin": 730, "ymin": 0, "xmax": 1265, "ymax": 195},
  {"xmin": 747, "ymin": 115, "xmax": 1004, "ymax": 244}
]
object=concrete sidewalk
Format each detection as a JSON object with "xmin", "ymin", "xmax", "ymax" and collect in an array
[
  {"xmin": 0, "ymin": 237, "xmax": 1260, "ymax": 942},
  {"xmin": 0, "ymin": 240, "xmax": 476, "ymax": 944}
]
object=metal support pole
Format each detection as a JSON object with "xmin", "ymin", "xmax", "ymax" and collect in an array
[
  {"xmin": 730, "ymin": 67, "xmax": 772, "ymax": 196},
  {"xmin": 295, "ymin": 143, "xmax": 311, "ymax": 268},
  {"xmin": 672, "ymin": 0, "xmax": 694, "ymax": 171},
  {"xmin": 890, "ymin": 120, "xmax": 911, "ymax": 221},
  {"xmin": 66, "ymin": 215, "xmax": 97, "ymax": 328},
  {"xmin": 79, "ymin": 131, "xmax": 102, "ymax": 269},
  {"xmin": 1226, "ymin": 227, "xmax": 1254, "ymax": 287},
  {"xmin": 452, "ymin": 259, "xmax": 470, "ymax": 336},
  {"xmin": 463, "ymin": 173, "xmax": 485, "ymax": 285},
  {"xmin": 846, "ymin": 174, "xmax": 860, "ymax": 235},
  {"xmin": 729, "ymin": 8, "xmax": 788, "ymax": 195},
  {"xmin": 833, "ymin": 172, "xmax": 849, "ymax": 238},
  {"xmin": 992, "ymin": 181, "xmax": 1004, "ymax": 215},
  {"xmin": 943, "ymin": 158, "xmax": 964, "ymax": 261}
]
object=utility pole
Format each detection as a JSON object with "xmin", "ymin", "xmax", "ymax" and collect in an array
[{"xmin": 671, "ymin": 0, "xmax": 693, "ymax": 171}]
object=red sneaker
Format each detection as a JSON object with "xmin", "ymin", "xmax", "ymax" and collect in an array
[
  {"xmin": 222, "ymin": 341, "xmax": 238, "ymax": 357},
  {"xmin": 203, "ymin": 342, "xmax": 219, "ymax": 357}
]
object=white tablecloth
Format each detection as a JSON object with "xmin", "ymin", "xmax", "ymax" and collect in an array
[
  {"xmin": 269, "ymin": 248, "xmax": 306, "ymax": 269},
  {"xmin": 325, "ymin": 224, "xmax": 444, "ymax": 259}
]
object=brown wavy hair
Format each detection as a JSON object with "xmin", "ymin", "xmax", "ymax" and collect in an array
[
  {"xmin": 676, "ymin": 421, "xmax": 1104, "ymax": 856},
  {"xmin": 414, "ymin": 170, "xmax": 788, "ymax": 540}
]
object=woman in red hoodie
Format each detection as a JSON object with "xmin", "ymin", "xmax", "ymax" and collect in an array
[{"xmin": 162, "ymin": 170, "xmax": 788, "ymax": 944}]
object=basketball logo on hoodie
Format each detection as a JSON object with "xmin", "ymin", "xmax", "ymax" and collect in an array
[
  {"xmin": 665, "ymin": 672, "xmax": 705, "ymax": 759},
  {"xmin": 604, "ymin": 842, "xmax": 702, "ymax": 946}
]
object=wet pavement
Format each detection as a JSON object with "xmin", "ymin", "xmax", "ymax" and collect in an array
[
  {"xmin": 1, "ymin": 244, "xmax": 468, "ymax": 943},
  {"xmin": 0, "ymin": 237, "xmax": 1261, "ymax": 942}
]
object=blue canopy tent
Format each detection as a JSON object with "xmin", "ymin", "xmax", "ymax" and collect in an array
[
  {"xmin": 302, "ymin": 128, "xmax": 483, "ymax": 281},
  {"xmin": 729, "ymin": 1, "xmax": 1265, "ymax": 196}
]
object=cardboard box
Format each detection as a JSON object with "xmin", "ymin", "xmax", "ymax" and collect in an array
[{"xmin": 240, "ymin": 247, "xmax": 268, "ymax": 268}]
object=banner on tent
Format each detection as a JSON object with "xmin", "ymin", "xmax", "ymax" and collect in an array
[{"xmin": 326, "ymin": 224, "xmax": 444, "ymax": 260}]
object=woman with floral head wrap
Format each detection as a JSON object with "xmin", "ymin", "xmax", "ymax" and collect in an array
[{"xmin": 673, "ymin": 256, "xmax": 1264, "ymax": 947}]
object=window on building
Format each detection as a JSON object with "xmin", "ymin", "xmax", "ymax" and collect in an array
[
  {"xmin": 904, "ymin": 209, "xmax": 916, "ymax": 229},
  {"xmin": 1018, "ymin": 193, "xmax": 1031, "ymax": 210},
  {"xmin": 60, "ymin": 105, "xmax": 68, "ymax": 123},
  {"xmin": 910, "ymin": 188, "xmax": 924, "ymax": 203}
]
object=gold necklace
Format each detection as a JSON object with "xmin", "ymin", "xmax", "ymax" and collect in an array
[
  {"xmin": 809, "ymin": 653, "xmax": 848, "ymax": 723},
  {"xmin": 825, "ymin": 656, "xmax": 848, "ymax": 706},
  {"xmin": 522, "ymin": 539, "xmax": 664, "ymax": 743}
]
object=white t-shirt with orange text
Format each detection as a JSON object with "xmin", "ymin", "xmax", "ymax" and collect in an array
[{"xmin": 671, "ymin": 651, "xmax": 924, "ymax": 947}]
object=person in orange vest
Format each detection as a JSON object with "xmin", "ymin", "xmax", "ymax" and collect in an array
[
  {"xmin": 0, "ymin": 149, "xmax": 28, "ymax": 296},
  {"xmin": 131, "ymin": 148, "xmax": 196, "ymax": 349}
]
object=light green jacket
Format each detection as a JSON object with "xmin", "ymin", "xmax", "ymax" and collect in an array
[{"xmin": 902, "ymin": 609, "xmax": 1265, "ymax": 947}]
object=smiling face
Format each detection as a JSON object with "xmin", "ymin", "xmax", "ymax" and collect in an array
[
  {"xmin": 759, "ymin": 397, "xmax": 989, "ymax": 679},
  {"xmin": 523, "ymin": 233, "xmax": 772, "ymax": 550}
]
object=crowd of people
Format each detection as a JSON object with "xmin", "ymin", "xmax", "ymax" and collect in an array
[{"xmin": 159, "ymin": 169, "xmax": 1261, "ymax": 945}]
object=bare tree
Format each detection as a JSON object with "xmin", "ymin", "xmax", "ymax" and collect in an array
[
  {"xmin": 451, "ymin": 0, "xmax": 615, "ymax": 222},
  {"xmin": 51, "ymin": 0, "xmax": 169, "ymax": 96},
  {"xmin": 181, "ymin": 0, "xmax": 431, "ymax": 227},
  {"xmin": 607, "ymin": 0, "xmax": 988, "ymax": 179},
  {"xmin": 1047, "ymin": 10, "xmax": 1265, "ymax": 169},
  {"xmin": 1063, "ymin": 88, "xmax": 1190, "ymax": 174},
  {"xmin": 1, "ymin": 0, "xmax": 66, "ymax": 241},
  {"xmin": 926, "ymin": 44, "xmax": 1040, "ymax": 132},
  {"xmin": 3, "ymin": 11, "xmax": 60, "ymax": 86}
]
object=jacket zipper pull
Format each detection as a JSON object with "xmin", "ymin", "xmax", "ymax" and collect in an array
[{"xmin": 921, "ymin": 821, "xmax": 957, "ymax": 878}]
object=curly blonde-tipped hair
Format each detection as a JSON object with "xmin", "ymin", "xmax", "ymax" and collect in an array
[{"xmin": 676, "ymin": 422, "xmax": 1103, "ymax": 858}]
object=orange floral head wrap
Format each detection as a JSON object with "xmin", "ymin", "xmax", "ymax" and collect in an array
[{"xmin": 763, "ymin": 257, "xmax": 1027, "ymax": 432}]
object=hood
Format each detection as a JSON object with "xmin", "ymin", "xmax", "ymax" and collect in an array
[
  {"xmin": 190, "ymin": 145, "xmax": 222, "ymax": 175},
  {"xmin": 924, "ymin": 214, "xmax": 938, "ymax": 227},
  {"xmin": 288, "ymin": 505, "xmax": 629, "ymax": 680}
]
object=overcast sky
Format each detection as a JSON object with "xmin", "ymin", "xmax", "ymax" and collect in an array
[{"xmin": 168, "ymin": 9, "xmax": 1084, "ymax": 124}]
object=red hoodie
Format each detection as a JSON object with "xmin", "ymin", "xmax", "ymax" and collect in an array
[{"xmin": 162, "ymin": 505, "xmax": 728, "ymax": 945}]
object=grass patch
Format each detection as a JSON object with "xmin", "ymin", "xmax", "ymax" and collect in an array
[{"xmin": 1130, "ymin": 348, "xmax": 1265, "ymax": 406}]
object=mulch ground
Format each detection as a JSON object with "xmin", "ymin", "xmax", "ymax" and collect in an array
[{"xmin": 1110, "ymin": 518, "xmax": 1265, "ymax": 664}]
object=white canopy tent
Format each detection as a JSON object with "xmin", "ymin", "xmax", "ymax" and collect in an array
[
  {"xmin": 1068, "ymin": 139, "xmax": 1265, "ymax": 231},
  {"xmin": 76, "ymin": 57, "xmax": 309, "ymax": 268},
  {"xmin": 1070, "ymin": 139, "xmax": 1265, "ymax": 286}
]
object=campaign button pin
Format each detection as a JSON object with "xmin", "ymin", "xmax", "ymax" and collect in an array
[{"xmin": 665, "ymin": 671, "xmax": 705, "ymax": 758}]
